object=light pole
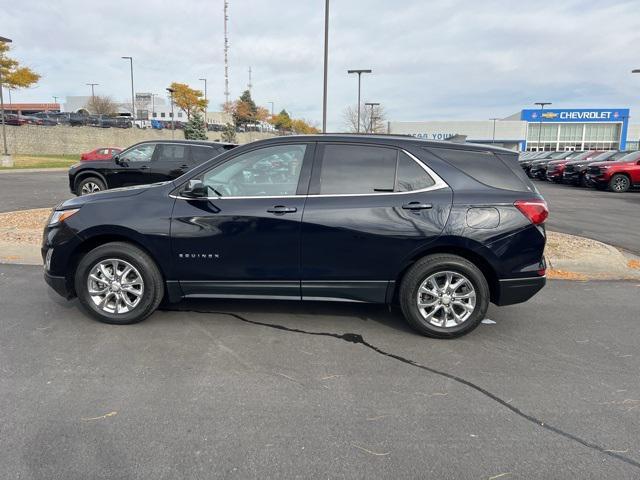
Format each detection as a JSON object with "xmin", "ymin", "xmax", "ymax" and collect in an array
[
  {"xmin": 86, "ymin": 83, "xmax": 98, "ymax": 99},
  {"xmin": 0, "ymin": 35, "xmax": 13, "ymax": 165},
  {"xmin": 199, "ymin": 78, "xmax": 207, "ymax": 122},
  {"xmin": 490, "ymin": 117, "xmax": 499, "ymax": 144},
  {"xmin": 347, "ymin": 69, "xmax": 372, "ymax": 133},
  {"xmin": 166, "ymin": 87, "xmax": 175, "ymax": 139},
  {"xmin": 122, "ymin": 56, "xmax": 135, "ymax": 120},
  {"xmin": 322, "ymin": 0, "xmax": 329, "ymax": 133},
  {"xmin": 364, "ymin": 102, "xmax": 380, "ymax": 133},
  {"xmin": 151, "ymin": 93, "xmax": 157, "ymax": 119},
  {"xmin": 268, "ymin": 101, "xmax": 274, "ymax": 117},
  {"xmin": 52, "ymin": 95, "xmax": 58, "ymax": 105},
  {"xmin": 534, "ymin": 102, "xmax": 551, "ymax": 151}
]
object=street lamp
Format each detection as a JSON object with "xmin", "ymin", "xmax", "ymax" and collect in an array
[
  {"xmin": 52, "ymin": 95, "xmax": 58, "ymax": 105},
  {"xmin": 199, "ymin": 78, "xmax": 207, "ymax": 122},
  {"xmin": 150, "ymin": 93, "xmax": 157, "ymax": 119},
  {"xmin": 0, "ymin": 35, "xmax": 13, "ymax": 165},
  {"xmin": 322, "ymin": 0, "xmax": 329, "ymax": 133},
  {"xmin": 268, "ymin": 101, "xmax": 274, "ymax": 117},
  {"xmin": 347, "ymin": 69, "xmax": 372, "ymax": 133},
  {"xmin": 166, "ymin": 87, "xmax": 175, "ymax": 139},
  {"xmin": 489, "ymin": 118, "xmax": 500, "ymax": 144},
  {"xmin": 364, "ymin": 102, "xmax": 380, "ymax": 133},
  {"xmin": 534, "ymin": 102, "xmax": 551, "ymax": 151},
  {"xmin": 122, "ymin": 56, "xmax": 135, "ymax": 120},
  {"xmin": 86, "ymin": 83, "xmax": 98, "ymax": 99}
]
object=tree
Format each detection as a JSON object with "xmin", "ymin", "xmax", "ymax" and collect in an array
[
  {"xmin": 272, "ymin": 109, "xmax": 292, "ymax": 131},
  {"xmin": 85, "ymin": 95, "xmax": 118, "ymax": 116},
  {"xmin": 221, "ymin": 122, "xmax": 237, "ymax": 143},
  {"xmin": 231, "ymin": 89, "xmax": 258, "ymax": 126},
  {"xmin": 0, "ymin": 41, "xmax": 41, "ymax": 91},
  {"xmin": 342, "ymin": 103, "xmax": 387, "ymax": 133},
  {"xmin": 184, "ymin": 113, "xmax": 208, "ymax": 140},
  {"xmin": 169, "ymin": 82, "xmax": 207, "ymax": 119},
  {"xmin": 291, "ymin": 118, "xmax": 320, "ymax": 134}
]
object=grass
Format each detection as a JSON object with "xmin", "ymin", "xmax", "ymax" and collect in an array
[{"xmin": 0, "ymin": 154, "xmax": 79, "ymax": 170}]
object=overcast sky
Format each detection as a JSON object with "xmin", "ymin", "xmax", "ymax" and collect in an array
[{"xmin": 4, "ymin": 0, "xmax": 640, "ymax": 129}]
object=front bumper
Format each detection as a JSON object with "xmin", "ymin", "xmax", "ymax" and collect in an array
[
  {"xmin": 44, "ymin": 271, "xmax": 73, "ymax": 299},
  {"xmin": 546, "ymin": 171, "xmax": 564, "ymax": 182},
  {"xmin": 562, "ymin": 171, "xmax": 580, "ymax": 185},
  {"xmin": 494, "ymin": 276, "xmax": 546, "ymax": 306}
]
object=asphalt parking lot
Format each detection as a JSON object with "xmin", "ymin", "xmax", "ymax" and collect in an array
[
  {"xmin": 1, "ymin": 264, "xmax": 640, "ymax": 478},
  {"xmin": 0, "ymin": 170, "xmax": 71, "ymax": 213}
]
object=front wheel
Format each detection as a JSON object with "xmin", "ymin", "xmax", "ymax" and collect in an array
[
  {"xmin": 74, "ymin": 242, "xmax": 164, "ymax": 325},
  {"xmin": 77, "ymin": 177, "xmax": 106, "ymax": 196},
  {"xmin": 608, "ymin": 174, "xmax": 630, "ymax": 193},
  {"xmin": 399, "ymin": 254, "xmax": 489, "ymax": 338}
]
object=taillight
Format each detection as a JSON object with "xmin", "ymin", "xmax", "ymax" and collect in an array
[{"xmin": 514, "ymin": 200, "xmax": 549, "ymax": 225}]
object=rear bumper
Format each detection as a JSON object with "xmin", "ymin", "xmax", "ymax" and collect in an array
[{"xmin": 494, "ymin": 276, "xmax": 546, "ymax": 306}]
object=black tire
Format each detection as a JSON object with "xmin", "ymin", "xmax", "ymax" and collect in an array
[
  {"xmin": 76, "ymin": 176, "xmax": 106, "ymax": 196},
  {"xmin": 608, "ymin": 174, "xmax": 630, "ymax": 193},
  {"xmin": 399, "ymin": 254, "xmax": 490, "ymax": 339},
  {"xmin": 74, "ymin": 242, "xmax": 164, "ymax": 325}
]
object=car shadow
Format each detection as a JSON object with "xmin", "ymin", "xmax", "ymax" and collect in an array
[{"xmin": 158, "ymin": 298, "xmax": 417, "ymax": 335}]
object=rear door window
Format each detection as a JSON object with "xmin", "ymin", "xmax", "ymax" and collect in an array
[
  {"xmin": 191, "ymin": 145, "xmax": 217, "ymax": 163},
  {"xmin": 396, "ymin": 151, "xmax": 435, "ymax": 192},
  {"xmin": 428, "ymin": 147, "xmax": 535, "ymax": 192},
  {"xmin": 155, "ymin": 144, "xmax": 189, "ymax": 164},
  {"xmin": 316, "ymin": 144, "xmax": 397, "ymax": 194}
]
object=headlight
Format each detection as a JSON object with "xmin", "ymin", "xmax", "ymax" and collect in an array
[
  {"xmin": 601, "ymin": 165, "xmax": 612, "ymax": 169},
  {"xmin": 48, "ymin": 208, "xmax": 80, "ymax": 226}
]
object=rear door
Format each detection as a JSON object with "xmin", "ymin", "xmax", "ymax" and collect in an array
[
  {"xmin": 152, "ymin": 143, "xmax": 192, "ymax": 182},
  {"xmin": 300, "ymin": 143, "xmax": 452, "ymax": 303}
]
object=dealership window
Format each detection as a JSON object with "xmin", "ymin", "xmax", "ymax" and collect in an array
[
  {"xmin": 152, "ymin": 112, "xmax": 157, "ymax": 118},
  {"xmin": 177, "ymin": 112, "xmax": 183, "ymax": 118},
  {"xmin": 160, "ymin": 112, "xmax": 165, "ymax": 118}
]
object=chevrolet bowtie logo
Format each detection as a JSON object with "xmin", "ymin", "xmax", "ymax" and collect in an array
[{"xmin": 541, "ymin": 112, "xmax": 558, "ymax": 119}]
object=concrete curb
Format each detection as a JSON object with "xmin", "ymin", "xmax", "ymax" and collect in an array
[{"xmin": 0, "ymin": 168, "xmax": 69, "ymax": 174}]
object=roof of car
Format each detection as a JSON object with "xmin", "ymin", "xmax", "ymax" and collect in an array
[
  {"xmin": 136, "ymin": 139, "xmax": 237, "ymax": 147},
  {"xmin": 246, "ymin": 134, "xmax": 517, "ymax": 153}
]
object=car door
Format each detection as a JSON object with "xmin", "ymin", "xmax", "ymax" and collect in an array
[
  {"xmin": 109, "ymin": 142, "xmax": 158, "ymax": 187},
  {"xmin": 152, "ymin": 143, "xmax": 193, "ymax": 182},
  {"xmin": 300, "ymin": 143, "xmax": 453, "ymax": 303},
  {"xmin": 171, "ymin": 142, "xmax": 314, "ymax": 298}
]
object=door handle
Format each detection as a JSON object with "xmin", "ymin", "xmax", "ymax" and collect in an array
[
  {"xmin": 267, "ymin": 206, "xmax": 298, "ymax": 214},
  {"xmin": 139, "ymin": 165, "xmax": 150, "ymax": 170},
  {"xmin": 402, "ymin": 202, "xmax": 433, "ymax": 210},
  {"xmin": 179, "ymin": 164, "xmax": 190, "ymax": 169}
]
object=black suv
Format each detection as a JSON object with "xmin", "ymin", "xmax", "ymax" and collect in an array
[
  {"xmin": 45, "ymin": 135, "xmax": 547, "ymax": 338},
  {"xmin": 68, "ymin": 140, "xmax": 236, "ymax": 195}
]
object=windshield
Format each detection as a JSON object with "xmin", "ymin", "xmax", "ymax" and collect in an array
[
  {"xmin": 615, "ymin": 151, "xmax": 640, "ymax": 162},
  {"xmin": 589, "ymin": 151, "xmax": 616, "ymax": 162}
]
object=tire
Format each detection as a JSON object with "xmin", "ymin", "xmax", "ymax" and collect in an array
[
  {"xmin": 74, "ymin": 242, "xmax": 164, "ymax": 325},
  {"xmin": 578, "ymin": 174, "xmax": 588, "ymax": 188},
  {"xmin": 399, "ymin": 254, "xmax": 490, "ymax": 339},
  {"xmin": 608, "ymin": 174, "xmax": 630, "ymax": 193},
  {"xmin": 77, "ymin": 176, "xmax": 106, "ymax": 196}
]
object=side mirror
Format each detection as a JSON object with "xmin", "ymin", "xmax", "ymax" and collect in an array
[
  {"xmin": 113, "ymin": 155, "xmax": 121, "ymax": 165},
  {"xmin": 637, "ymin": 160, "xmax": 640, "ymax": 165},
  {"xmin": 182, "ymin": 179, "xmax": 208, "ymax": 198}
]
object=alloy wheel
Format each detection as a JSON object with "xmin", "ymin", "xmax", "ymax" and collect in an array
[
  {"xmin": 87, "ymin": 258, "xmax": 144, "ymax": 314},
  {"xmin": 416, "ymin": 271, "xmax": 476, "ymax": 328},
  {"xmin": 613, "ymin": 176, "xmax": 629, "ymax": 192},
  {"xmin": 81, "ymin": 182, "xmax": 102, "ymax": 195}
]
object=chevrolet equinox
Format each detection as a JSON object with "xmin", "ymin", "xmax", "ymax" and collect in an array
[{"xmin": 43, "ymin": 135, "xmax": 548, "ymax": 338}]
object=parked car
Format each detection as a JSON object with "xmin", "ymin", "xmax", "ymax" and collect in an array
[
  {"xmin": 529, "ymin": 151, "xmax": 584, "ymax": 180},
  {"xmin": 80, "ymin": 147, "xmax": 122, "ymax": 162},
  {"xmin": 585, "ymin": 151, "xmax": 640, "ymax": 192},
  {"xmin": 3, "ymin": 113, "xmax": 28, "ymax": 126},
  {"xmin": 546, "ymin": 151, "xmax": 602, "ymax": 183},
  {"xmin": 520, "ymin": 152, "xmax": 570, "ymax": 178},
  {"xmin": 32, "ymin": 112, "xmax": 61, "ymax": 125},
  {"xmin": 562, "ymin": 151, "xmax": 626, "ymax": 186},
  {"xmin": 68, "ymin": 140, "xmax": 236, "ymax": 195},
  {"xmin": 47, "ymin": 135, "xmax": 547, "ymax": 338}
]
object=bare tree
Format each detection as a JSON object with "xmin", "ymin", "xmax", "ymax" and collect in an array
[
  {"xmin": 85, "ymin": 95, "xmax": 118, "ymax": 116},
  {"xmin": 342, "ymin": 103, "xmax": 387, "ymax": 133}
]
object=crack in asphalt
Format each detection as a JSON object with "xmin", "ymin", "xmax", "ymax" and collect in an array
[{"xmin": 165, "ymin": 307, "xmax": 640, "ymax": 470}]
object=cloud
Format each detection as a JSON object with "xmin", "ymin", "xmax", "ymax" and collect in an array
[{"xmin": 3, "ymin": 0, "xmax": 639, "ymax": 129}]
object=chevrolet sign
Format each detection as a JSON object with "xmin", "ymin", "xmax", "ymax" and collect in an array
[{"xmin": 522, "ymin": 108, "xmax": 629, "ymax": 123}]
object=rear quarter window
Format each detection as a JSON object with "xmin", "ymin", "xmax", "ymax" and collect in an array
[{"xmin": 427, "ymin": 147, "xmax": 536, "ymax": 192}]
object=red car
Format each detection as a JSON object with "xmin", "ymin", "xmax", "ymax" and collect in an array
[
  {"xmin": 545, "ymin": 151, "xmax": 603, "ymax": 183},
  {"xmin": 585, "ymin": 150, "xmax": 640, "ymax": 192},
  {"xmin": 80, "ymin": 147, "xmax": 122, "ymax": 161}
]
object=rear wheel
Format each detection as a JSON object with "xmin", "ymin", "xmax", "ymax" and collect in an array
[
  {"xmin": 399, "ymin": 254, "xmax": 489, "ymax": 338},
  {"xmin": 74, "ymin": 242, "xmax": 164, "ymax": 325},
  {"xmin": 77, "ymin": 176, "xmax": 105, "ymax": 196},
  {"xmin": 608, "ymin": 174, "xmax": 630, "ymax": 193}
]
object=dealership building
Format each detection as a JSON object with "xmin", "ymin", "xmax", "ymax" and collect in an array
[{"xmin": 389, "ymin": 108, "xmax": 640, "ymax": 152}]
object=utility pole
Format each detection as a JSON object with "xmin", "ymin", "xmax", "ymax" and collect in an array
[
  {"xmin": 122, "ymin": 56, "xmax": 135, "ymax": 120},
  {"xmin": 199, "ymin": 78, "xmax": 207, "ymax": 122},
  {"xmin": 166, "ymin": 87, "xmax": 175, "ymax": 139},
  {"xmin": 364, "ymin": 102, "xmax": 380, "ymax": 133},
  {"xmin": 86, "ymin": 83, "xmax": 98, "ymax": 99},
  {"xmin": 247, "ymin": 67, "xmax": 252, "ymax": 93},
  {"xmin": 347, "ymin": 69, "xmax": 372, "ymax": 133},
  {"xmin": 268, "ymin": 101, "xmax": 274, "ymax": 117},
  {"xmin": 223, "ymin": 0, "xmax": 230, "ymax": 105},
  {"xmin": 490, "ymin": 117, "xmax": 499, "ymax": 144},
  {"xmin": 322, "ymin": 0, "xmax": 329, "ymax": 133},
  {"xmin": 0, "ymin": 35, "xmax": 13, "ymax": 166},
  {"xmin": 534, "ymin": 102, "xmax": 551, "ymax": 151},
  {"xmin": 52, "ymin": 95, "xmax": 58, "ymax": 105},
  {"xmin": 151, "ymin": 93, "xmax": 157, "ymax": 119}
]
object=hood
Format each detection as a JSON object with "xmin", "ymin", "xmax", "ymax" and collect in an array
[
  {"xmin": 57, "ymin": 181, "xmax": 171, "ymax": 209},
  {"xmin": 588, "ymin": 160, "xmax": 635, "ymax": 168}
]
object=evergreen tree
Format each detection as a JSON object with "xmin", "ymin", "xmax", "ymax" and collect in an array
[
  {"xmin": 183, "ymin": 113, "xmax": 208, "ymax": 140},
  {"xmin": 221, "ymin": 122, "xmax": 237, "ymax": 143}
]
